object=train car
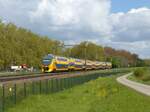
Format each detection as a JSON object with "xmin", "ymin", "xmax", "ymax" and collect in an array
[
  {"xmin": 55, "ymin": 56, "xmax": 69, "ymax": 71},
  {"xmin": 68, "ymin": 58, "xmax": 75, "ymax": 71},
  {"xmin": 105, "ymin": 62, "xmax": 112, "ymax": 69},
  {"xmin": 86, "ymin": 60, "xmax": 93, "ymax": 70},
  {"xmin": 91, "ymin": 61, "xmax": 97, "ymax": 69},
  {"xmin": 101, "ymin": 62, "xmax": 107, "ymax": 69},
  {"xmin": 94, "ymin": 61, "xmax": 101, "ymax": 69},
  {"xmin": 42, "ymin": 54, "xmax": 69, "ymax": 72},
  {"xmin": 74, "ymin": 59, "xmax": 84, "ymax": 71}
]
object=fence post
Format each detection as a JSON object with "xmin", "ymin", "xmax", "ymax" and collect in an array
[
  {"xmin": 55, "ymin": 78, "xmax": 58, "ymax": 92},
  {"xmin": 72, "ymin": 77, "xmax": 74, "ymax": 87},
  {"xmin": 70, "ymin": 77, "xmax": 72, "ymax": 87},
  {"xmin": 13, "ymin": 84, "xmax": 17, "ymax": 104},
  {"xmin": 65, "ymin": 78, "xmax": 68, "ymax": 89},
  {"xmin": 64, "ymin": 78, "xmax": 67, "ymax": 89},
  {"xmin": 32, "ymin": 82, "xmax": 35, "ymax": 94},
  {"xmin": 72, "ymin": 77, "xmax": 75, "ymax": 86},
  {"xmin": 60, "ymin": 78, "xmax": 62, "ymax": 91},
  {"xmin": 57, "ymin": 78, "xmax": 59, "ymax": 92},
  {"xmin": 66, "ymin": 78, "xmax": 68, "ymax": 89},
  {"xmin": 45, "ymin": 79, "xmax": 48, "ymax": 94},
  {"xmin": 77, "ymin": 76, "xmax": 79, "ymax": 84},
  {"xmin": 79, "ymin": 76, "xmax": 81, "ymax": 84},
  {"xmin": 72, "ymin": 77, "xmax": 74, "ymax": 86},
  {"xmin": 68, "ymin": 78, "xmax": 70, "ymax": 88},
  {"xmin": 57, "ymin": 78, "xmax": 60, "ymax": 92},
  {"xmin": 70, "ymin": 77, "xmax": 72, "ymax": 88},
  {"xmin": 39, "ymin": 80, "xmax": 42, "ymax": 94},
  {"xmin": 51, "ymin": 79, "xmax": 53, "ymax": 93},
  {"xmin": 53, "ymin": 79, "xmax": 55, "ymax": 92},
  {"xmin": 24, "ymin": 82, "xmax": 26, "ymax": 97},
  {"xmin": 76, "ymin": 77, "xmax": 79, "ymax": 85},
  {"xmin": 62, "ymin": 78, "xmax": 65, "ymax": 90},
  {"xmin": 2, "ymin": 84, "xmax": 5, "ymax": 112}
]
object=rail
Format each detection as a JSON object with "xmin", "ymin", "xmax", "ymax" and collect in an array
[{"xmin": 0, "ymin": 71, "xmax": 99, "ymax": 83}]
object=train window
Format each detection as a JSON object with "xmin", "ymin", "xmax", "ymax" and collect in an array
[
  {"xmin": 57, "ymin": 57, "xmax": 67, "ymax": 61},
  {"xmin": 42, "ymin": 59, "xmax": 52, "ymax": 65}
]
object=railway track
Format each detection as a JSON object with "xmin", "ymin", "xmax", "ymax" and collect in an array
[
  {"xmin": 0, "ymin": 71, "xmax": 86, "ymax": 82},
  {"xmin": 0, "ymin": 69, "xmax": 118, "ymax": 83},
  {"xmin": 0, "ymin": 73, "xmax": 49, "ymax": 82},
  {"xmin": 0, "ymin": 72, "xmax": 43, "ymax": 78}
]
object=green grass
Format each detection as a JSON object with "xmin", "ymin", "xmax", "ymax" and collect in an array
[{"xmin": 6, "ymin": 75, "xmax": 150, "ymax": 112}]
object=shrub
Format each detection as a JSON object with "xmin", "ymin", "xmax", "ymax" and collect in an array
[
  {"xmin": 134, "ymin": 68, "xmax": 150, "ymax": 81},
  {"xmin": 134, "ymin": 68, "xmax": 145, "ymax": 78}
]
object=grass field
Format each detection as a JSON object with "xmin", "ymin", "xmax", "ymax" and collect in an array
[{"xmin": 6, "ymin": 74, "xmax": 150, "ymax": 112}]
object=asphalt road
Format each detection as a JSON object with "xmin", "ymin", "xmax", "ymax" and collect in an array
[{"xmin": 117, "ymin": 73, "xmax": 150, "ymax": 96}]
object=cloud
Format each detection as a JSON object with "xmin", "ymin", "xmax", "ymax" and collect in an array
[
  {"xmin": 0, "ymin": 0, "xmax": 40, "ymax": 28},
  {"xmin": 29, "ymin": 0, "xmax": 112, "ymax": 38},
  {"xmin": 0, "ymin": 0, "xmax": 150, "ymax": 58},
  {"xmin": 110, "ymin": 7, "xmax": 150, "ymax": 42},
  {"xmin": 107, "ymin": 7, "xmax": 150, "ymax": 58}
]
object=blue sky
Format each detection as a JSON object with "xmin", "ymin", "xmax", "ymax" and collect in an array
[
  {"xmin": 111, "ymin": 0, "xmax": 150, "ymax": 12},
  {"xmin": 0, "ymin": 0, "xmax": 150, "ymax": 59}
]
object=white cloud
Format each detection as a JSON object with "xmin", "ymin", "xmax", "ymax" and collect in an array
[
  {"xmin": 110, "ymin": 7, "xmax": 150, "ymax": 42},
  {"xmin": 0, "ymin": 0, "xmax": 150, "ymax": 58},
  {"xmin": 0, "ymin": 0, "xmax": 40, "ymax": 28},
  {"xmin": 30, "ymin": 0, "xmax": 112, "ymax": 35},
  {"xmin": 107, "ymin": 7, "xmax": 150, "ymax": 58}
]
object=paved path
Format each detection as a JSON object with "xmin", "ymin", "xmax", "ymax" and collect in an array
[{"xmin": 117, "ymin": 73, "xmax": 150, "ymax": 96}]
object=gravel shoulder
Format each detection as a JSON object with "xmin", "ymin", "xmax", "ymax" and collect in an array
[{"xmin": 117, "ymin": 73, "xmax": 150, "ymax": 96}]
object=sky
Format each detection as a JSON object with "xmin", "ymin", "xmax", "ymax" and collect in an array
[
  {"xmin": 0, "ymin": 0, "xmax": 150, "ymax": 59},
  {"xmin": 111, "ymin": 0, "xmax": 150, "ymax": 13}
]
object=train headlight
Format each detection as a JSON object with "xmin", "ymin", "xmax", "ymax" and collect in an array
[{"xmin": 9, "ymin": 87, "xmax": 12, "ymax": 92}]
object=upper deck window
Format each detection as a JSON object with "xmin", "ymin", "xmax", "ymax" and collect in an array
[{"xmin": 57, "ymin": 57, "xmax": 68, "ymax": 61}]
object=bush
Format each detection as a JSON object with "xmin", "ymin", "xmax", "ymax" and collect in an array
[
  {"xmin": 134, "ymin": 68, "xmax": 150, "ymax": 81},
  {"xmin": 142, "ymin": 76, "xmax": 150, "ymax": 81},
  {"xmin": 134, "ymin": 68, "xmax": 145, "ymax": 78}
]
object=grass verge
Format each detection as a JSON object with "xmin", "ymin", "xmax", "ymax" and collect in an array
[{"xmin": 7, "ymin": 74, "xmax": 150, "ymax": 112}]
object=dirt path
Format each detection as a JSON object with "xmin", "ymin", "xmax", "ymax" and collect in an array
[{"xmin": 117, "ymin": 73, "xmax": 150, "ymax": 96}]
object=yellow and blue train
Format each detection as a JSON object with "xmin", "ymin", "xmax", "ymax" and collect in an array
[{"xmin": 42, "ymin": 54, "xmax": 112, "ymax": 73}]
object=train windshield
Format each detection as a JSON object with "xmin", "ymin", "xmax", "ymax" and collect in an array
[
  {"xmin": 42, "ymin": 55, "xmax": 53, "ymax": 65},
  {"xmin": 42, "ymin": 59, "xmax": 52, "ymax": 65}
]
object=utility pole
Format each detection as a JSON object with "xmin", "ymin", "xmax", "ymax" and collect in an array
[
  {"xmin": 53, "ymin": 41, "xmax": 78, "ymax": 57},
  {"xmin": 84, "ymin": 42, "xmax": 88, "ymax": 70},
  {"xmin": 103, "ymin": 47, "xmax": 106, "ymax": 61},
  {"xmin": 63, "ymin": 44, "xmax": 75, "ymax": 57},
  {"xmin": 95, "ymin": 48, "xmax": 98, "ymax": 61}
]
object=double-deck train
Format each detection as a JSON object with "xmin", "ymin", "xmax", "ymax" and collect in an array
[{"xmin": 41, "ymin": 54, "xmax": 112, "ymax": 73}]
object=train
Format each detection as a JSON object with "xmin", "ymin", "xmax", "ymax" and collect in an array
[{"xmin": 41, "ymin": 54, "xmax": 112, "ymax": 73}]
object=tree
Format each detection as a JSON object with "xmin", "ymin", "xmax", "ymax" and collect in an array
[{"xmin": 66, "ymin": 41, "xmax": 105, "ymax": 61}]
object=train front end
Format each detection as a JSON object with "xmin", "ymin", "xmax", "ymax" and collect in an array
[{"xmin": 42, "ymin": 54, "xmax": 55, "ymax": 73}]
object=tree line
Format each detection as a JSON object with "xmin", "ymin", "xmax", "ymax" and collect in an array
[
  {"xmin": 0, "ymin": 21, "xmax": 63, "ymax": 70},
  {"xmin": 0, "ymin": 21, "xmax": 149, "ymax": 70},
  {"xmin": 63, "ymin": 42, "xmax": 145, "ymax": 68}
]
